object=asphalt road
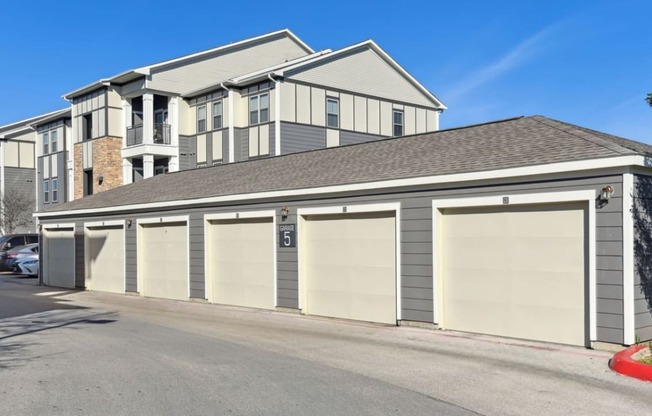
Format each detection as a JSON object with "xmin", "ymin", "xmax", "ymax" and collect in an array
[{"xmin": 1, "ymin": 273, "xmax": 651, "ymax": 415}]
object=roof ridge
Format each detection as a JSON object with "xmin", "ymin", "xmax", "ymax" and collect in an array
[{"xmin": 529, "ymin": 115, "xmax": 639, "ymax": 156}]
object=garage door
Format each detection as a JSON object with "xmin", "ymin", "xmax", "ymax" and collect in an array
[
  {"xmin": 440, "ymin": 203, "xmax": 587, "ymax": 346},
  {"xmin": 207, "ymin": 218, "xmax": 274, "ymax": 309},
  {"xmin": 86, "ymin": 225, "xmax": 125, "ymax": 293},
  {"xmin": 139, "ymin": 222, "xmax": 188, "ymax": 300},
  {"xmin": 43, "ymin": 227, "xmax": 76, "ymax": 288},
  {"xmin": 302, "ymin": 212, "xmax": 396, "ymax": 324}
]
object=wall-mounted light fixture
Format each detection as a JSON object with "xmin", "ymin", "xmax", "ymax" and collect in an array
[
  {"xmin": 280, "ymin": 206, "xmax": 289, "ymax": 221},
  {"xmin": 126, "ymin": 217, "xmax": 134, "ymax": 227},
  {"xmin": 600, "ymin": 185, "xmax": 614, "ymax": 201},
  {"xmin": 98, "ymin": 176, "xmax": 104, "ymax": 185}
]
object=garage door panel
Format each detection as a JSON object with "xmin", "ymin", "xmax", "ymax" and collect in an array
[
  {"xmin": 209, "ymin": 219, "xmax": 274, "ymax": 310},
  {"xmin": 140, "ymin": 222, "xmax": 188, "ymax": 300},
  {"xmin": 87, "ymin": 226, "xmax": 124, "ymax": 293},
  {"xmin": 442, "ymin": 203, "xmax": 587, "ymax": 346},
  {"xmin": 43, "ymin": 229, "xmax": 75, "ymax": 288},
  {"xmin": 303, "ymin": 213, "xmax": 396, "ymax": 325}
]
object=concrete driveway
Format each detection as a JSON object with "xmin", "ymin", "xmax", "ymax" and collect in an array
[{"xmin": 0, "ymin": 274, "xmax": 650, "ymax": 415}]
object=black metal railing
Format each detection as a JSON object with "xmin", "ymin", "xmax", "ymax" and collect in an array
[{"xmin": 126, "ymin": 123, "xmax": 171, "ymax": 146}]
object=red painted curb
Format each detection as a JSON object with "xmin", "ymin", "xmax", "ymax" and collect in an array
[{"xmin": 609, "ymin": 345, "xmax": 652, "ymax": 382}]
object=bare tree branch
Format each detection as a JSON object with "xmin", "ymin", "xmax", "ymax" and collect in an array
[{"xmin": 1, "ymin": 189, "xmax": 34, "ymax": 234}]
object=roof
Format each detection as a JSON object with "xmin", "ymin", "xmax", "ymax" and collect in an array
[
  {"xmin": 38, "ymin": 115, "xmax": 652, "ymax": 216},
  {"xmin": 0, "ymin": 108, "xmax": 70, "ymax": 138},
  {"xmin": 63, "ymin": 29, "xmax": 313, "ymax": 99}
]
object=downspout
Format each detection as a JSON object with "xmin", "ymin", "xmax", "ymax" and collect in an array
[
  {"xmin": 0, "ymin": 138, "xmax": 5, "ymax": 235},
  {"xmin": 268, "ymin": 74, "xmax": 281, "ymax": 156},
  {"xmin": 220, "ymin": 82, "xmax": 235, "ymax": 164}
]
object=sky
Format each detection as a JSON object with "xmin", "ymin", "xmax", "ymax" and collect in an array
[{"xmin": 1, "ymin": 0, "xmax": 651, "ymax": 143}]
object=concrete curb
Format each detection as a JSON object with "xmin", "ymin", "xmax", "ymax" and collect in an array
[{"xmin": 609, "ymin": 345, "xmax": 652, "ymax": 382}]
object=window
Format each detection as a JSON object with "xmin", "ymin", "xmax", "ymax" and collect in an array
[
  {"xmin": 213, "ymin": 100, "xmax": 223, "ymax": 130},
  {"xmin": 52, "ymin": 178, "xmax": 58, "ymax": 202},
  {"xmin": 43, "ymin": 132, "xmax": 49, "ymax": 154},
  {"xmin": 197, "ymin": 105, "xmax": 206, "ymax": 133},
  {"xmin": 249, "ymin": 93, "xmax": 269, "ymax": 125},
  {"xmin": 326, "ymin": 98, "xmax": 339, "ymax": 128},
  {"xmin": 43, "ymin": 180, "xmax": 50, "ymax": 203},
  {"xmin": 51, "ymin": 130, "xmax": 58, "ymax": 153},
  {"xmin": 83, "ymin": 169, "xmax": 93, "ymax": 196},
  {"xmin": 393, "ymin": 110, "xmax": 404, "ymax": 137},
  {"xmin": 83, "ymin": 114, "xmax": 93, "ymax": 140}
]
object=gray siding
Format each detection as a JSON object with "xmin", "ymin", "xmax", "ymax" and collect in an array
[
  {"xmin": 340, "ymin": 130, "xmax": 385, "ymax": 146},
  {"xmin": 189, "ymin": 213, "xmax": 205, "ymax": 298},
  {"xmin": 233, "ymin": 128, "xmax": 249, "ymax": 162},
  {"xmin": 125, "ymin": 223, "xmax": 137, "ymax": 292},
  {"xmin": 75, "ymin": 221, "xmax": 85, "ymax": 288},
  {"xmin": 633, "ymin": 174, "xmax": 652, "ymax": 340},
  {"xmin": 222, "ymin": 130, "xmax": 230, "ymax": 164},
  {"xmin": 179, "ymin": 135, "xmax": 196, "ymax": 171},
  {"xmin": 280, "ymin": 122, "xmax": 325, "ymax": 154},
  {"xmin": 38, "ymin": 173, "xmax": 626, "ymax": 344},
  {"xmin": 4, "ymin": 167, "xmax": 36, "ymax": 232}
]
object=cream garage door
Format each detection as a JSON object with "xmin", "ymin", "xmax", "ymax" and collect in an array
[
  {"xmin": 139, "ymin": 222, "xmax": 188, "ymax": 300},
  {"xmin": 86, "ymin": 225, "xmax": 125, "ymax": 293},
  {"xmin": 441, "ymin": 203, "xmax": 587, "ymax": 346},
  {"xmin": 207, "ymin": 218, "xmax": 275, "ymax": 309},
  {"xmin": 302, "ymin": 212, "xmax": 396, "ymax": 324},
  {"xmin": 43, "ymin": 227, "xmax": 76, "ymax": 288}
]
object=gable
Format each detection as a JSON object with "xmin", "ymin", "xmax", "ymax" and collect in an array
[
  {"xmin": 148, "ymin": 34, "xmax": 311, "ymax": 95},
  {"xmin": 285, "ymin": 47, "xmax": 439, "ymax": 108}
]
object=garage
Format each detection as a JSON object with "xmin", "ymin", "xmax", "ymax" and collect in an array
[
  {"xmin": 138, "ymin": 220, "xmax": 188, "ymax": 300},
  {"xmin": 86, "ymin": 225, "xmax": 125, "ymax": 293},
  {"xmin": 439, "ymin": 202, "xmax": 587, "ymax": 346},
  {"xmin": 42, "ymin": 225, "xmax": 76, "ymax": 288},
  {"xmin": 300, "ymin": 211, "xmax": 397, "ymax": 324},
  {"xmin": 206, "ymin": 217, "xmax": 275, "ymax": 309}
]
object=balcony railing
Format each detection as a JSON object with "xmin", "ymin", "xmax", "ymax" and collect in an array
[{"xmin": 126, "ymin": 123, "xmax": 171, "ymax": 146}]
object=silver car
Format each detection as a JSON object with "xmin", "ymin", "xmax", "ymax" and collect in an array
[
  {"xmin": 14, "ymin": 257, "xmax": 39, "ymax": 277},
  {"xmin": 7, "ymin": 243, "xmax": 38, "ymax": 271}
]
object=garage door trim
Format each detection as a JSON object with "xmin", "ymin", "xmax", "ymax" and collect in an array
[
  {"xmin": 203, "ymin": 210, "xmax": 277, "ymax": 307},
  {"xmin": 432, "ymin": 190, "xmax": 597, "ymax": 341},
  {"xmin": 297, "ymin": 202, "xmax": 401, "ymax": 320},
  {"xmin": 136, "ymin": 215, "xmax": 190, "ymax": 297},
  {"xmin": 84, "ymin": 220, "xmax": 126, "ymax": 293}
]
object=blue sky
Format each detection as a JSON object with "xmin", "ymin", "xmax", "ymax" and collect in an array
[{"xmin": 1, "ymin": 0, "xmax": 650, "ymax": 143}]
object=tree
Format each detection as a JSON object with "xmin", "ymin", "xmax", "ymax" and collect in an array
[
  {"xmin": 0, "ymin": 188, "xmax": 34, "ymax": 234},
  {"xmin": 647, "ymin": 93, "xmax": 652, "ymax": 107}
]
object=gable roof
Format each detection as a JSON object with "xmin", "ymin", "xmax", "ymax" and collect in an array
[
  {"xmin": 37, "ymin": 115, "xmax": 651, "ymax": 217},
  {"xmin": 63, "ymin": 29, "xmax": 313, "ymax": 99},
  {"xmin": 0, "ymin": 108, "xmax": 70, "ymax": 139}
]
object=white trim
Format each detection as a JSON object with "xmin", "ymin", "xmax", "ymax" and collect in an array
[
  {"xmin": 228, "ymin": 90, "xmax": 235, "ymax": 163},
  {"xmin": 42, "ymin": 222, "xmax": 76, "ymax": 230},
  {"xmin": 41, "ymin": 223, "xmax": 76, "ymax": 288},
  {"xmin": 35, "ymin": 155, "xmax": 645, "ymax": 219},
  {"xmin": 275, "ymin": 79, "xmax": 281, "ymax": 156},
  {"xmin": 623, "ymin": 172, "xmax": 636, "ymax": 344},
  {"xmin": 136, "ymin": 215, "xmax": 189, "ymax": 298},
  {"xmin": 432, "ymin": 189, "xmax": 597, "ymax": 343},
  {"xmin": 296, "ymin": 202, "xmax": 402, "ymax": 322},
  {"xmin": 0, "ymin": 141, "xmax": 4, "ymax": 235},
  {"xmin": 83, "ymin": 222, "xmax": 126, "ymax": 293},
  {"xmin": 203, "ymin": 210, "xmax": 277, "ymax": 307}
]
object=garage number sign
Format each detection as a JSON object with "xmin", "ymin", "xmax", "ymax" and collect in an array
[{"xmin": 279, "ymin": 224, "xmax": 296, "ymax": 248}]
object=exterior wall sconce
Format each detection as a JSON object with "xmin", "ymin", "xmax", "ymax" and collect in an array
[
  {"xmin": 126, "ymin": 217, "xmax": 134, "ymax": 227},
  {"xmin": 600, "ymin": 185, "xmax": 614, "ymax": 201},
  {"xmin": 98, "ymin": 176, "xmax": 104, "ymax": 185},
  {"xmin": 280, "ymin": 206, "xmax": 289, "ymax": 221}
]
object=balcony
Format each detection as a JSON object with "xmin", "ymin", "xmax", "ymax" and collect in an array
[{"xmin": 126, "ymin": 123, "xmax": 171, "ymax": 146}]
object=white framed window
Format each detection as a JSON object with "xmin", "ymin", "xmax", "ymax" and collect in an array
[
  {"xmin": 326, "ymin": 98, "xmax": 339, "ymax": 128},
  {"xmin": 51, "ymin": 130, "xmax": 58, "ymax": 153},
  {"xmin": 197, "ymin": 105, "xmax": 207, "ymax": 133},
  {"xmin": 393, "ymin": 110, "xmax": 404, "ymax": 137},
  {"xmin": 213, "ymin": 100, "xmax": 223, "ymax": 130},
  {"xmin": 43, "ymin": 132, "xmax": 49, "ymax": 154},
  {"xmin": 249, "ymin": 93, "xmax": 269, "ymax": 125},
  {"xmin": 43, "ymin": 180, "xmax": 50, "ymax": 203},
  {"xmin": 52, "ymin": 178, "xmax": 58, "ymax": 202}
]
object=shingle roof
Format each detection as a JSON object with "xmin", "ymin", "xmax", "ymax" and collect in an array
[{"xmin": 41, "ymin": 115, "xmax": 652, "ymax": 214}]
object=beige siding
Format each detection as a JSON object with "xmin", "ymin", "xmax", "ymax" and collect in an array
[
  {"xmin": 107, "ymin": 88, "xmax": 123, "ymax": 108},
  {"xmin": 178, "ymin": 99, "xmax": 192, "ymax": 136},
  {"xmin": 18, "ymin": 142, "xmax": 34, "ymax": 168},
  {"xmin": 280, "ymin": 82, "xmax": 296, "ymax": 122},
  {"xmin": 296, "ymin": 84, "xmax": 311, "ymax": 125},
  {"xmin": 108, "ymin": 107, "xmax": 122, "ymax": 137},
  {"xmin": 259, "ymin": 124, "xmax": 270, "ymax": 155},
  {"xmin": 288, "ymin": 47, "xmax": 436, "ymax": 108},
  {"xmin": 367, "ymin": 99, "xmax": 380, "ymax": 135},
  {"xmin": 310, "ymin": 87, "xmax": 325, "ymax": 126},
  {"xmin": 148, "ymin": 35, "xmax": 309, "ymax": 95},
  {"xmin": 380, "ymin": 101, "xmax": 393, "ymax": 136},
  {"xmin": 51, "ymin": 153, "xmax": 58, "ymax": 175},
  {"xmin": 119, "ymin": 80, "xmax": 146, "ymax": 97},
  {"xmin": 340, "ymin": 93, "xmax": 354, "ymax": 131},
  {"xmin": 233, "ymin": 91, "xmax": 248, "ymax": 128},
  {"xmin": 249, "ymin": 127, "xmax": 259, "ymax": 157},
  {"xmin": 197, "ymin": 134, "xmax": 207, "ymax": 163},
  {"xmin": 4, "ymin": 141, "xmax": 19, "ymax": 167},
  {"xmin": 326, "ymin": 129, "xmax": 339, "ymax": 147},
  {"xmin": 43, "ymin": 156, "xmax": 50, "ymax": 179},
  {"xmin": 354, "ymin": 96, "xmax": 367, "ymax": 133},
  {"xmin": 405, "ymin": 106, "xmax": 416, "ymax": 135},
  {"xmin": 416, "ymin": 108, "xmax": 427, "ymax": 133},
  {"xmin": 212, "ymin": 131, "xmax": 223, "ymax": 161}
]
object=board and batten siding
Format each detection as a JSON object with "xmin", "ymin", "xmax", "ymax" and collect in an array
[
  {"xmin": 189, "ymin": 213, "xmax": 205, "ymax": 298},
  {"xmin": 632, "ymin": 174, "xmax": 652, "ymax": 340},
  {"xmin": 37, "ymin": 152, "xmax": 67, "ymax": 211},
  {"xmin": 147, "ymin": 35, "xmax": 309, "ymax": 95},
  {"xmin": 74, "ymin": 221, "xmax": 85, "ymax": 288},
  {"xmin": 38, "ymin": 174, "xmax": 626, "ymax": 343},
  {"xmin": 125, "ymin": 222, "xmax": 137, "ymax": 292}
]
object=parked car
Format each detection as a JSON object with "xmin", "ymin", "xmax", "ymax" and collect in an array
[
  {"xmin": 0, "ymin": 234, "xmax": 38, "ymax": 271},
  {"xmin": 6, "ymin": 243, "xmax": 38, "ymax": 271},
  {"xmin": 14, "ymin": 257, "xmax": 39, "ymax": 277}
]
